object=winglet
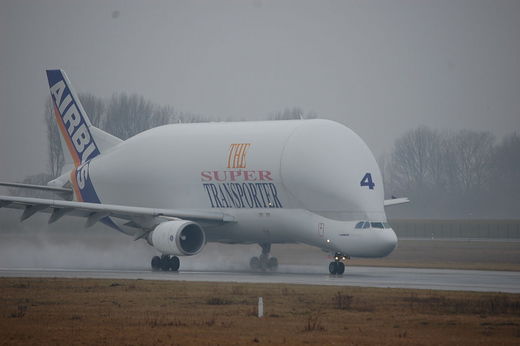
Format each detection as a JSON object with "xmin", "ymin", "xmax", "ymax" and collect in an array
[{"xmin": 46, "ymin": 69, "xmax": 101, "ymax": 167}]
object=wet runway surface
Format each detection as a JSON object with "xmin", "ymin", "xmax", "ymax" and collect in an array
[{"xmin": 1, "ymin": 266, "xmax": 519, "ymax": 293}]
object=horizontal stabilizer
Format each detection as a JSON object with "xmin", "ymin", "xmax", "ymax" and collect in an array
[
  {"xmin": 0, "ymin": 181, "xmax": 73, "ymax": 199},
  {"xmin": 384, "ymin": 197, "xmax": 410, "ymax": 207}
]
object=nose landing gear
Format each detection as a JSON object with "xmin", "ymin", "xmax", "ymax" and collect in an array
[
  {"xmin": 151, "ymin": 255, "xmax": 180, "ymax": 272},
  {"xmin": 329, "ymin": 252, "xmax": 348, "ymax": 275},
  {"xmin": 250, "ymin": 243, "xmax": 278, "ymax": 271}
]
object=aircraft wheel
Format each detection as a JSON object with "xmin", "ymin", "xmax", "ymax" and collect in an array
[
  {"xmin": 250, "ymin": 257, "xmax": 261, "ymax": 270},
  {"xmin": 268, "ymin": 257, "xmax": 278, "ymax": 271},
  {"xmin": 329, "ymin": 262, "xmax": 338, "ymax": 274},
  {"xmin": 160, "ymin": 255, "xmax": 170, "ymax": 271},
  {"xmin": 329, "ymin": 261, "xmax": 345, "ymax": 275},
  {"xmin": 336, "ymin": 262, "xmax": 345, "ymax": 275},
  {"xmin": 151, "ymin": 256, "xmax": 161, "ymax": 271},
  {"xmin": 169, "ymin": 256, "xmax": 180, "ymax": 272}
]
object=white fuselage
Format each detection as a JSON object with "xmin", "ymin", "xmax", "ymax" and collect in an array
[{"xmin": 84, "ymin": 119, "xmax": 397, "ymax": 258}]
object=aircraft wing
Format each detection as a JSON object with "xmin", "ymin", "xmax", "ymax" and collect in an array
[
  {"xmin": 0, "ymin": 195, "xmax": 235, "ymax": 230},
  {"xmin": 384, "ymin": 197, "xmax": 410, "ymax": 207}
]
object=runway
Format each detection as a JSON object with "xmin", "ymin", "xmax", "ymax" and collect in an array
[{"xmin": 1, "ymin": 266, "xmax": 519, "ymax": 293}]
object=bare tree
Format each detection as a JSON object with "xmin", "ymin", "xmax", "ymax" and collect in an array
[
  {"xmin": 268, "ymin": 107, "xmax": 316, "ymax": 120},
  {"xmin": 490, "ymin": 132, "xmax": 520, "ymax": 216},
  {"xmin": 389, "ymin": 126, "xmax": 440, "ymax": 193},
  {"xmin": 386, "ymin": 127, "xmax": 510, "ymax": 217},
  {"xmin": 44, "ymin": 97, "xmax": 64, "ymax": 178},
  {"xmin": 448, "ymin": 130, "xmax": 495, "ymax": 194},
  {"xmin": 80, "ymin": 93, "xmax": 105, "ymax": 127},
  {"xmin": 494, "ymin": 132, "xmax": 520, "ymax": 185},
  {"xmin": 151, "ymin": 105, "xmax": 174, "ymax": 128},
  {"xmin": 104, "ymin": 93, "xmax": 155, "ymax": 140}
]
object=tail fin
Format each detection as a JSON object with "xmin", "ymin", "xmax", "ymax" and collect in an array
[{"xmin": 46, "ymin": 69, "xmax": 121, "ymax": 168}]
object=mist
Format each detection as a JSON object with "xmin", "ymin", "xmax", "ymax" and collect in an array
[
  {"xmin": 0, "ymin": 210, "xmax": 328, "ymax": 273},
  {"xmin": 1, "ymin": 0, "xmax": 520, "ymax": 183},
  {"xmin": 1, "ymin": 1, "xmax": 519, "ymax": 271}
]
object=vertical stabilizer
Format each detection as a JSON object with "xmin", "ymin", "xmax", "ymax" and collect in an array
[{"xmin": 46, "ymin": 70, "xmax": 120, "ymax": 168}]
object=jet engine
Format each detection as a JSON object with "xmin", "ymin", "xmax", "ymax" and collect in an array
[{"xmin": 147, "ymin": 220, "xmax": 206, "ymax": 256}]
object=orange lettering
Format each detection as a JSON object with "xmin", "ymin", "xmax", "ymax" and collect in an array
[{"xmin": 227, "ymin": 143, "xmax": 251, "ymax": 168}]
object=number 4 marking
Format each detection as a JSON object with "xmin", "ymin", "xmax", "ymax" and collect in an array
[{"xmin": 360, "ymin": 173, "xmax": 375, "ymax": 190}]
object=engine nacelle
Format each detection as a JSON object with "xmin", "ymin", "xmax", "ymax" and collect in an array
[{"xmin": 148, "ymin": 220, "xmax": 206, "ymax": 256}]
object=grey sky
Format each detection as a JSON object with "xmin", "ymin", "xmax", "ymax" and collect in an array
[{"xmin": 1, "ymin": 0, "xmax": 519, "ymax": 183}]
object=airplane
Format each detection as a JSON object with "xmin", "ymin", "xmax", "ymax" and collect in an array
[{"xmin": 0, "ymin": 69, "xmax": 409, "ymax": 275}]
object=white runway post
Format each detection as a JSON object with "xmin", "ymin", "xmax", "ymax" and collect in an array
[{"xmin": 258, "ymin": 297, "xmax": 264, "ymax": 318}]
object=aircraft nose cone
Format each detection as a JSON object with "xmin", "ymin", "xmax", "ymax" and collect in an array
[{"xmin": 379, "ymin": 230, "xmax": 398, "ymax": 256}]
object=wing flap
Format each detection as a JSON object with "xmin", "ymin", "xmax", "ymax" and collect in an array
[
  {"xmin": 21, "ymin": 204, "xmax": 49, "ymax": 221},
  {"xmin": 48, "ymin": 207, "xmax": 73, "ymax": 224}
]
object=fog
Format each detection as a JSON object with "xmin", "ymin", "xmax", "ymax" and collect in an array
[
  {"xmin": 1, "ymin": 1, "xmax": 519, "ymax": 270},
  {"xmin": 1, "ymin": 0, "xmax": 520, "ymax": 183}
]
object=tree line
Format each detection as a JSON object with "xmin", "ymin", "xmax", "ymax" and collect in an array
[
  {"xmin": 382, "ymin": 127, "xmax": 520, "ymax": 218},
  {"xmin": 22, "ymin": 92, "xmax": 520, "ymax": 218}
]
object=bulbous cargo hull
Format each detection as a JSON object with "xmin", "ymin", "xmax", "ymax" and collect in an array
[{"xmin": 88, "ymin": 119, "xmax": 395, "ymax": 258}]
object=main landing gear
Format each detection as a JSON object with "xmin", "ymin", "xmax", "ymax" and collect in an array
[
  {"xmin": 250, "ymin": 243, "xmax": 278, "ymax": 271},
  {"xmin": 329, "ymin": 252, "xmax": 348, "ymax": 275},
  {"xmin": 151, "ymin": 255, "xmax": 180, "ymax": 272}
]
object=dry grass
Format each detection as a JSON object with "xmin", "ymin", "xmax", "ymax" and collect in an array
[{"xmin": 1, "ymin": 278, "xmax": 519, "ymax": 345}]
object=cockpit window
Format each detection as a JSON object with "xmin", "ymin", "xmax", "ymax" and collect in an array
[
  {"xmin": 355, "ymin": 221, "xmax": 392, "ymax": 229},
  {"xmin": 371, "ymin": 222, "xmax": 384, "ymax": 229}
]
